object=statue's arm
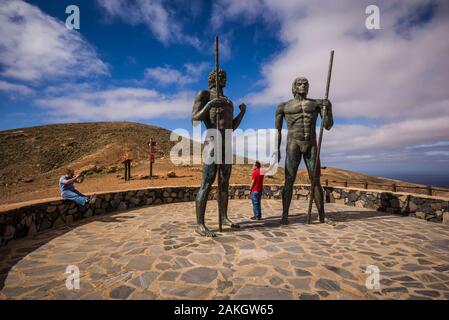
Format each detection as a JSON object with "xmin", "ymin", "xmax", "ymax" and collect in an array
[
  {"xmin": 191, "ymin": 90, "xmax": 210, "ymax": 124},
  {"xmin": 275, "ymin": 102, "xmax": 285, "ymax": 162},
  {"xmin": 232, "ymin": 102, "xmax": 246, "ymax": 130},
  {"xmin": 319, "ymin": 99, "xmax": 333, "ymax": 130}
]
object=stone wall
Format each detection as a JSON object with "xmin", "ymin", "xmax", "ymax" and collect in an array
[
  {"xmin": 1, "ymin": 185, "xmax": 448, "ymax": 246},
  {"xmin": 324, "ymin": 186, "xmax": 449, "ymax": 224}
]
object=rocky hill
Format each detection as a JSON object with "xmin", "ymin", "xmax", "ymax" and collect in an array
[{"xmin": 0, "ymin": 122, "xmax": 178, "ymax": 185}]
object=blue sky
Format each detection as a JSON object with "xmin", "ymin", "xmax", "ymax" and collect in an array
[{"xmin": 1, "ymin": 0, "xmax": 448, "ymax": 179}]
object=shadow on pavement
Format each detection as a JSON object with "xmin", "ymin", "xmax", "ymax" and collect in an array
[{"xmin": 0, "ymin": 208, "xmax": 144, "ymax": 291}]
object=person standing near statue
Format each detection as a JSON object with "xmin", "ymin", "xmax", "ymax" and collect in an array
[
  {"xmin": 275, "ymin": 76, "xmax": 334, "ymax": 224},
  {"xmin": 249, "ymin": 160, "xmax": 277, "ymax": 220},
  {"xmin": 191, "ymin": 38, "xmax": 246, "ymax": 237}
]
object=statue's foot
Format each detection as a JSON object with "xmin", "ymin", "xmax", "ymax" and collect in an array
[
  {"xmin": 195, "ymin": 224, "xmax": 216, "ymax": 237},
  {"xmin": 321, "ymin": 217, "xmax": 336, "ymax": 226},
  {"xmin": 221, "ymin": 217, "xmax": 240, "ymax": 228},
  {"xmin": 280, "ymin": 217, "xmax": 289, "ymax": 225}
]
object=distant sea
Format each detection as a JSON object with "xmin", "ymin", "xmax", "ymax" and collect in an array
[{"xmin": 369, "ymin": 172, "xmax": 449, "ymax": 188}]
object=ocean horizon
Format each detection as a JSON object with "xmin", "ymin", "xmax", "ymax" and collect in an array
[{"xmin": 367, "ymin": 172, "xmax": 449, "ymax": 189}]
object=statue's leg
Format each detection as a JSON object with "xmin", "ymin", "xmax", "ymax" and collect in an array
[
  {"xmin": 219, "ymin": 164, "xmax": 239, "ymax": 228},
  {"xmin": 281, "ymin": 142, "xmax": 301, "ymax": 225},
  {"xmin": 195, "ymin": 163, "xmax": 217, "ymax": 237},
  {"xmin": 304, "ymin": 145, "xmax": 326, "ymax": 223}
]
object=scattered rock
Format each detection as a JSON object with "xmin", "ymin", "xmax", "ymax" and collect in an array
[
  {"xmin": 166, "ymin": 171, "xmax": 176, "ymax": 178},
  {"xmin": 107, "ymin": 166, "xmax": 118, "ymax": 173},
  {"xmin": 415, "ymin": 212, "xmax": 426, "ymax": 219}
]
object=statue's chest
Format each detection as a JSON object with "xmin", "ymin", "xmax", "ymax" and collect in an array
[
  {"xmin": 209, "ymin": 97, "xmax": 233, "ymax": 120},
  {"xmin": 285, "ymin": 101, "xmax": 317, "ymax": 116}
]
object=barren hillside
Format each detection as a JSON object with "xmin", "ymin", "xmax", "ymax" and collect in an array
[{"xmin": 0, "ymin": 122, "xmax": 447, "ymax": 209}]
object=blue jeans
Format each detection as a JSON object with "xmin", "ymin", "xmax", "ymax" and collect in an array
[
  {"xmin": 251, "ymin": 191, "xmax": 262, "ymax": 219},
  {"xmin": 61, "ymin": 190, "xmax": 88, "ymax": 206}
]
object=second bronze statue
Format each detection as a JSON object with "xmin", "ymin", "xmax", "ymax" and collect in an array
[{"xmin": 275, "ymin": 77, "xmax": 334, "ymax": 224}]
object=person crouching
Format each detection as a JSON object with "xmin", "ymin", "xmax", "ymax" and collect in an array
[{"xmin": 59, "ymin": 168, "xmax": 96, "ymax": 206}]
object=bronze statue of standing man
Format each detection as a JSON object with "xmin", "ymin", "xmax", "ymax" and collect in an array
[
  {"xmin": 275, "ymin": 77, "xmax": 334, "ymax": 224},
  {"xmin": 191, "ymin": 38, "xmax": 246, "ymax": 237}
]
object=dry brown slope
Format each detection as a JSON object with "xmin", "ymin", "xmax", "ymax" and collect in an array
[{"xmin": 0, "ymin": 121, "xmax": 178, "ymax": 184}]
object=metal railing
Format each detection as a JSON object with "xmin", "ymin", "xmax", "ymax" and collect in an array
[{"xmin": 323, "ymin": 179, "xmax": 449, "ymax": 197}]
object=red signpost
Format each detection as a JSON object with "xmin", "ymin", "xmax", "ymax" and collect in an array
[{"xmin": 149, "ymin": 138, "xmax": 156, "ymax": 179}]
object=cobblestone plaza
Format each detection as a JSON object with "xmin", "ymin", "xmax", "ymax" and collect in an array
[{"xmin": 1, "ymin": 200, "xmax": 448, "ymax": 300}]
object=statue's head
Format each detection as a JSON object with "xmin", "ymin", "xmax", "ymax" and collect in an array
[
  {"xmin": 208, "ymin": 68, "xmax": 227, "ymax": 89},
  {"xmin": 292, "ymin": 76, "xmax": 309, "ymax": 98}
]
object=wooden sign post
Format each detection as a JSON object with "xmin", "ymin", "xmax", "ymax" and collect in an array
[{"xmin": 149, "ymin": 138, "xmax": 156, "ymax": 179}]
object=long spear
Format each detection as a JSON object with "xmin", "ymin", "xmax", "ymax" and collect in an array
[
  {"xmin": 307, "ymin": 50, "xmax": 334, "ymax": 224},
  {"xmin": 215, "ymin": 36, "xmax": 223, "ymax": 232}
]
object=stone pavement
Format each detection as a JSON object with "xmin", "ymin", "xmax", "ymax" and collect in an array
[{"xmin": 0, "ymin": 200, "xmax": 448, "ymax": 300}]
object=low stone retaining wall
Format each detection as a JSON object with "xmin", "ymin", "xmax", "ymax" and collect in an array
[
  {"xmin": 324, "ymin": 186, "xmax": 449, "ymax": 224},
  {"xmin": 1, "ymin": 185, "xmax": 448, "ymax": 246}
]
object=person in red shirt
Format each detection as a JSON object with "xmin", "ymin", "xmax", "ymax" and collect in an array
[{"xmin": 250, "ymin": 161, "xmax": 265, "ymax": 220}]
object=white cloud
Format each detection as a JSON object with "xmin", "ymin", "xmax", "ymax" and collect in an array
[
  {"xmin": 211, "ymin": 0, "xmax": 449, "ymax": 172},
  {"xmin": 425, "ymin": 151, "xmax": 449, "ymax": 157},
  {"xmin": 319, "ymin": 116, "xmax": 449, "ymax": 172},
  {"xmin": 230, "ymin": 115, "xmax": 449, "ymax": 166},
  {"xmin": 0, "ymin": 80, "xmax": 33, "ymax": 95},
  {"xmin": 96, "ymin": 0, "xmax": 201, "ymax": 48},
  {"xmin": 35, "ymin": 87, "xmax": 195, "ymax": 122},
  {"xmin": 144, "ymin": 62, "xmax": 210, "ymax": 85},
  {"xmin": 0, "ymin": 0, "xmax": 108, "ymax": 82},
  {"xmin": 212, "ymin": 0, "xmax": 449, "ymax": 121},
  {"xmin": 406, "ymin": 141, "xmax": 449, "ymax": 149},
  {"xmin": 323, "ymin": 117, "xmax": 449, "ymax": 154},
  {"xmin": 43, "ymin": 82, "xmax": 95, "ymax": 95}
]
